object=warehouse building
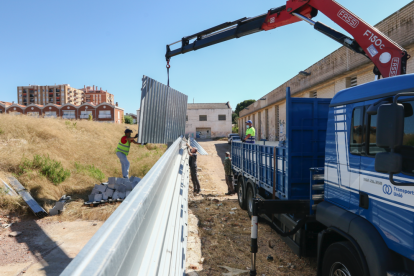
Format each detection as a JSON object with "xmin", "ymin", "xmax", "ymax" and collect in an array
[
  {"xmin": 238, "ymin": 2, "xmax": 414, "ymax": 141},
  {"xmin": 0, "ymin": 102, "xmax": 124, "ymax": 123},
  {"xmin": 186, "ymin": 102, "xmax": 232, "ymax": 138}
]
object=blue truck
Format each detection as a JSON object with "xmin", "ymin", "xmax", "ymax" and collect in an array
[{"xmin": 232, "ymin": 76, "xmax": 414, "ymax": 276}]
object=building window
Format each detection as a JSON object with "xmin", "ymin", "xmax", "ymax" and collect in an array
[
  {"xmin": 0, "ymin": 110, "xmax": 2, "ymax": 114},
  {"xmin": 81, "ymin": 111, "xmax": 92, "ymax": 119},
  {"xmin": 186, "ymin": 115, "xmax": 188, "ymax": 121},
  {"xmin": 311, "ymin": 91, "xmax": 317, "ymax": 98},
  {"xmin": 62, "ymin": 110, "xmax": 75, "ymax": 119},
  {"xmin": 199, "ymin": 115, "xmax": 207, "ymax": 121},
  {"xmin": 44, "ymin": 111, "xmax": 57, "ymax": 118},
  {"xmin": 346, "ymin": 76, "xmax": 358, "ymax": 88},
  {"xmin": 99, "ymin": 110, "xmax": 111, "ymax": 119},
  {"xmin": 218, "ymin": 115, "xmax": 226, "ymax": 121},
  {"xmin": 27, "ymin": 112, "xmax": 39, "ymax": 117}
]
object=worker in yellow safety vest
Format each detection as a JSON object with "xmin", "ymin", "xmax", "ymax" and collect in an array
[
  {"xmin": 243, "ymin": 120, "xmax": 255, "ymax": 144},
  {"xmin": 116, "ymin": 129, "xmax": 141, "ymax": 178}
]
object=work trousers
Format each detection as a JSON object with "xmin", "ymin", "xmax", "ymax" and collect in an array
[
  {"xmin": 190, "ymin": 167, "xmax": 200, "ymax": 192},
  {"xmin": 225, "ymin": 175, "xmax": 235, "ymax": 193},
  {"xmin": 116, "ymin": 152, "xmax": 130, "ymax": 178}
]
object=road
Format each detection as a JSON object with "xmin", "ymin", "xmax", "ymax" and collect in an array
[{"xmin": 186, "ymin": 140, "xmax": 317, "ymax": 276}]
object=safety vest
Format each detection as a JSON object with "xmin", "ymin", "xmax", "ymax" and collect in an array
[
  {"xmin": 116, "ymin": 136, "xmax": 131, "ymax": 155},
  {"xmin": 245, "ymin": 127, "xmax": 256, "ymax": 144}
]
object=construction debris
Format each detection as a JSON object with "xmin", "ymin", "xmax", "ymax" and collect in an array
[
  {"xmin": 7, "ymin": 177, "xmax": 48, "ymax": 218},
  {"xmin": 49, "ymin": 195, "xmax": 71, "ymax": 216},
  {"xmin": 84, "ymin": 176, "xmax": 141, "ymax": 206},
  {"xmin": 9, "ymin": 231, "xmax": 22, "ymax": 237},
  {"xmin": 2, "ymin": 223, "xmax": 13, "ymax": 229},
  {"xmin": 218, "ymin": 266, "xmax": 249, "ymax": 276}
]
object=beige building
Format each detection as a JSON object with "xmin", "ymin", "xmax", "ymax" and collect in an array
[
  {"xmin": 239, "ymin": 2, "xmax": 414, "ymax": 141},
  {"xmin": 186, "ymin": 102, "xmax": 232, "ymax": 138},
  {"xmin": 17, "ymin": 84, "xmax": 84, "ymax": 106}
]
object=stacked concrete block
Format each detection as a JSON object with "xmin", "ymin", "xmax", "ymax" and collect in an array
[{"xmin": 85, "ymin": 176, "xmax": 142, "ymax": 205}]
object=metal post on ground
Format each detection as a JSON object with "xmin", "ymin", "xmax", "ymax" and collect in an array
[{"xmin": 250, "ymin": 199, "xmax": 258, "ymax": 276}]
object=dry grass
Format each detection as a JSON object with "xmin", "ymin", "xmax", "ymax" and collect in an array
[{"xmin": 0, "ymin": 114, "xmax": 166, "ymax": 220}]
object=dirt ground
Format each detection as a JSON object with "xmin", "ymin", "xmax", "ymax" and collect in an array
[
  {"xmin": 0, "ymin": 214, "xmax": 103, "ymax": 276},
  {"xmin": 185, "ymin": 140, "xmax": 317, "ymax": 276}
]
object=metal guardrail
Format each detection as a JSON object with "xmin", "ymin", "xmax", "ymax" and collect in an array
[
  {"xmin": 61, "ymin": 137, "xmax": 190, "ymax": 276},
  {"xmin": 138, "ymin": 76, "xmax": 188, "ymax": 144}
]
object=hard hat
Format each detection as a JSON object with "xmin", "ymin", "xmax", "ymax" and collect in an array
[
  {"xmin": 246, "ymin": 120, "xmax": 252, "ymax": 124},
  {"xmin": 125, "ymin": 129, "xmax": 133, "ymax": 134}
]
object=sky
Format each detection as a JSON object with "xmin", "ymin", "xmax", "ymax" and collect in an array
[{"xmin": 0, "ymin": 0, "xmax": 412, "ymax": 114}]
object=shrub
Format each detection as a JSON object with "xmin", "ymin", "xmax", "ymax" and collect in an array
[
  {"xmin": 20, "ymin": 155, "xmax": 70, "ymax": 185},
  {"xmin": 74, "ymin": 162, "xmax": 105, "ymax": 181},
  {"xmin": 88, "ymin": 113, "xmax": 93, "ymax": 121},
  {"xmin": 124, "ymin": 115, "xmax": 133, "ymax": 125}
]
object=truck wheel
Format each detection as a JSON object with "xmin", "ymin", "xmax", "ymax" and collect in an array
[
  {"xmin": 237, "ymin": 179, "xmax": 247, "ymax": 210},
  {"xmin": 247, "ymin": 185, "xmax": 254, "ymax": 218},
  {"xmin": 322, "ymin": 241, "xmax": 364, "ymax": 276}
]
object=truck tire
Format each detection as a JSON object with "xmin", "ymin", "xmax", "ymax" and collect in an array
[
  {"xmin": 246, "ymin": 185, "xmax": 254, "ymax": 218},
  {"xmin": 237, "ymin": 179, "xmax": 247, "ymax": 210},
  {"xmin": 322, "ymin": 241, "xmax": 364, "ymax": 276}
]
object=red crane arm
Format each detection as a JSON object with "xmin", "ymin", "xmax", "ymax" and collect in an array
[{"xmin": 262, "ymin": 0, "xmax": 409, "ymax": 78}]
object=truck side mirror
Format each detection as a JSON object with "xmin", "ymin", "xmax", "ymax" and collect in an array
[
  {"xmin": 375, "ymin": 102, "xmax": 404, "ymax": 183},
  {"xmin": 376, "ymin": 103, "xmax": 404, "ymax": 148}
]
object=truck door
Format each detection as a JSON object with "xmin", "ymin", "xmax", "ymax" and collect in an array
[{"xmin": 359, "ymin": 98, "xmax": 414, "ymax": 260}]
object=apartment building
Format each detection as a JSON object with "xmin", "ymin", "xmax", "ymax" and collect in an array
[
  {"xmin": 238, "ymin": 1, "xmax": 414, "ymax": 141},
  {"xmin": 0, "ymin": 102, "xmax": 124, "ymax": 123},
  {"xmin": 80, "ymin": 85, "xmax": 115, "ymax": 105},
  {"xmin": 17, "ymin": 84, "xmax": 84, "ymax": 106}
]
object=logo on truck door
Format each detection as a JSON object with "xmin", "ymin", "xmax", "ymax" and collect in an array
[
  {"xmin": 337, "ymin": 9, "xmax": 359, "ymax": 28},
  {"xmin": 383, "ymin": 184, "xmax": 393, "ymax": 195}
]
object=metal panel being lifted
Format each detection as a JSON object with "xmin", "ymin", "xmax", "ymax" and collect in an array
[{"xmin": 138, "ymin": 76, "xmax": 188, "ymax": 144}]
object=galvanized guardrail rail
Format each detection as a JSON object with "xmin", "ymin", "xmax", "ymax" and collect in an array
[{"xmin": 61, "ymin": 137, "xmax": 190, "ymax": 276}]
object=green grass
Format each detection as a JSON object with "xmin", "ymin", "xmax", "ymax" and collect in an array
[
  {"xmin": 19, "ymin": 154, "xmax": 71, "ymax": 185},
  {"xmin": 74, "ymin": 162, "xmax": 106, "ymax": 181}
]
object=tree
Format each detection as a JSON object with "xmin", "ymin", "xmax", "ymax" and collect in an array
[
  {"xmin": 232, "ymin": 113, "xmax": 239, "ymax": 124},
  {"xmin": 124, "ymin": 115, "xmax": 134, "ymax": 125},
  {"xmin": 234, "ymin": 99, "xmax": 256, "ymax": 116}
]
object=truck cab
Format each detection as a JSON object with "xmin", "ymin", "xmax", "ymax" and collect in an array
[{"xmin": 232, "ymin": 74, "xmax": 414, "ymax": 276}]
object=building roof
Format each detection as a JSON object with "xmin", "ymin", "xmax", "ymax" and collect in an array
[{"xmin": 187, "ymin": 102, "xmax": 231, "ymax": 110}]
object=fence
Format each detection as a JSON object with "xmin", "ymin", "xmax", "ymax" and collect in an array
[{"xmin": 61, "ymin": 137, "xmax": 190, "ymax": 276}]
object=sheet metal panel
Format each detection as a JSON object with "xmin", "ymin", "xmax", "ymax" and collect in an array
[
  {"xmin": 139, "ymin": 76, "xmax": 188, "ymax": 144},
  {"xmin": 189, "ymin": 137, "xmax": 208, "ymax": 155},
  {"xmin": 61, "ymin": 137, "xmax": 189, "ymax": 276},
  {"xmin": 8, "ymin": 177, "xmax": 48, "ymax": 218}
]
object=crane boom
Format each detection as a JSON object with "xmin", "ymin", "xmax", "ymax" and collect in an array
[{"xmin": 166, "ymin": 0, "xmax": 409, "ymax": 78}]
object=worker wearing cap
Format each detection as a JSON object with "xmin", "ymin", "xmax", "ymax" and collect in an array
[
  {"xmin": 116, "ymin": 129, "xmax": 141, "ymax": 179},
  {"xmin": 243, "ymin": 120, "xmax": 256, "ymax": 144},
  {"xmin": 186, "ymin": 142, "xmax": 201, "ymax": 194},
  {"xmin": 223, "ymin": 151, "xmax": 235, "ymax": 195}
]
